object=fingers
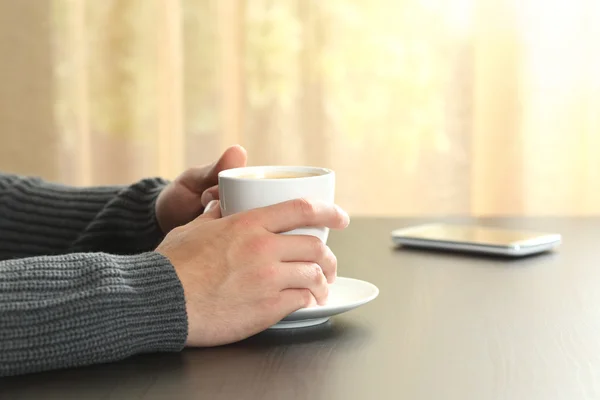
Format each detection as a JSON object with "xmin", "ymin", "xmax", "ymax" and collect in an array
[
  {"xmin": 199, "ymin": 200, "xmax": 221, "ymax": 219},
  {"xmin": 277, "ymin": 289, "xmax": 317, "ymax": 317},
  {"xmin": 178, "ymin": 145, "xmax": 247, "ymax": 195},
  {"xmin": 250, "ymin": 199, "xmax": 349, "ymax": 234},
  {"xmin": 277, "ymin": 262, "xmax": 329, "ymax": 305},
  {"xmin": 209, "ymin": 145, "xmax": 247, "ymax": 180},
  {"xmin": 275, "ymin": 235, "xmax": 337, "ymax": 283},
  {"xmin": 200, "ymin": 185, "xmax": 219, "ymax": 207}
]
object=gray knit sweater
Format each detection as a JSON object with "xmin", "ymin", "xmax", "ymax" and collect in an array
[{"xmin": 0, "ymin": 173, "xmax": 188, "ymax": 376}]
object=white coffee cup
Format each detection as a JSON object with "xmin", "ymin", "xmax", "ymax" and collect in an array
[{"xmin": 218, "ymin": 166, "xmax": 335, "ymax": 242}]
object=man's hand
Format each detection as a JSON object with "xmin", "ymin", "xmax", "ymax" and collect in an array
[
  {"xmin": 156, "ymin": 198, "xmax": 350, "ymax": 347},
  {"xmin": 155, "ymin": 145, "xmax": 247, "ymax": 234}
]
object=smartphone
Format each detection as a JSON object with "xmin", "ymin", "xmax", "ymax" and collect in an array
[{"xmin": 391, "ymin": 223, "xmax": 561, "ymax": 257}]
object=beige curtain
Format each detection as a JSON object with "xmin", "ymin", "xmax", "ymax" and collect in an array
[{"xmin": 1, "ymin": 0, "xmax": 599, "ymax": 216}]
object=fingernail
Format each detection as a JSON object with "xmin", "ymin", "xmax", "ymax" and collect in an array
[
  {"xmin": 201, "ymin": 191, "xmax": 214, "ymax": 207},
  {"xmin": 204, "ymin": 200, "xmax": 218, "ymax": 213}
]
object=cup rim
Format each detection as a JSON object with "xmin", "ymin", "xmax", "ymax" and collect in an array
[{"xmin": 218, "ymin": 166, "xmax": 333, "ymax": 181}]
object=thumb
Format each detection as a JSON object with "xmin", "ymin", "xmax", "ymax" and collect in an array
[
  {"xmin": 177, "ymin": 145, "xmax": 247, "ymax": 195},
  {"xmin": 206, "ymin": 145, "xmax": 248, "ymax": 181}
]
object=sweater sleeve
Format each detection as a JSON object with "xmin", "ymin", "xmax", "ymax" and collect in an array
[
  {"xmin": 0, "ymin": 173, "xmax": 168, "ymax": 259},
  {"xmin": 0, "ymin": 251, "xmax": 188, "ymax": 377}
]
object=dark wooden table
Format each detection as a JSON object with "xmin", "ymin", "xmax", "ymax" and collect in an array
[{"xmin": 2, "ymin": 217, "xmax": 599, "ymax": 400}]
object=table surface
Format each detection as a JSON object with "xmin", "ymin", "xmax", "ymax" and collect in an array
[{"xmin": 2, "ymin": 217, "xmax": 600, "ymax": 400}]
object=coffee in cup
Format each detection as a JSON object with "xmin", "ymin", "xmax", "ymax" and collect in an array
[{"xmin": 234, "ymin": 171, "xmax": 323, "ymax": 180}]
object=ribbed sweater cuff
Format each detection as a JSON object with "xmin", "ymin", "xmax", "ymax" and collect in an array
[{"xmin": 0, "ymin": 251, "xmax": 188, "ymax": 376}]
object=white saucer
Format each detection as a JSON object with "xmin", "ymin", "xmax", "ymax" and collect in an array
[{"xmin": 269, "ymin": 277, "xmax": 379, "ymax": 329}]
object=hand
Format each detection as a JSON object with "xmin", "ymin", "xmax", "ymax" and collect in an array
[
  {"xmin": 156, "ymin": 198, "xmax": 350, "ymax": 347},
  {"xmin": 155, "ymin": 145, "xmax": 247, "ymax": 234}
]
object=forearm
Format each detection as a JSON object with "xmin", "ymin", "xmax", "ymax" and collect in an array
[
  {"xmin": 0, "ymin": 251, "xmax": 187, "ymax": 376},
  {"xmin": 0, "ymin": 173, "xmax": 168, "ymax": 258}
]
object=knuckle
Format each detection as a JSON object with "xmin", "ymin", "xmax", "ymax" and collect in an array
[
  {"xmin": 293, "ymin": 198, "xmax": 317, "ymax": 220},
  {"xmin": 243, "ymin": 263, "xmax": 278, "ymax": 290},
  {"xmin": 244, "ymin": 234, "xmax": 275, "ymax": 256},
  {"xmin": 300, "ymin": 289, "xmax": 314, "ymax": 308},
  {"xmin": 231, "ymin": 214, "xmax": 257, "ymax": 230},
  {"xmin": 307, "ymin": 263, "xmax": 325, "ymax": 284},
  {"xmin": 326, "ymin": 246, "xmax": 337, "ymax": 268},
  {"xmin": 257, "ymin": 263, "xmax": 279, "ymax": 281},
  {"xmin": 310, "ymin": 237, "xmax": 327, "ymax": 259},
  {"xmin": 168, "ymin": 225, "xmax": 186, "ymax": 238},
  {"xmin": 320, "ymin": 247, "xmax": 337, "ymax": 280},
  {"xmin": 321, "ymin": 281, "xmax": 330, "ymax": 298}
]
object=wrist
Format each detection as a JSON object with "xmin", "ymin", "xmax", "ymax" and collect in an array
[{"xmin": 110, "ymin": 252, "xmax": 188, "ymax": 352}]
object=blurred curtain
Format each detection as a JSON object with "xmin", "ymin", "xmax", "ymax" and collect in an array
[{"xmin": 13, "ymin": 0, "xmax": 600, "ymax": 215}]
